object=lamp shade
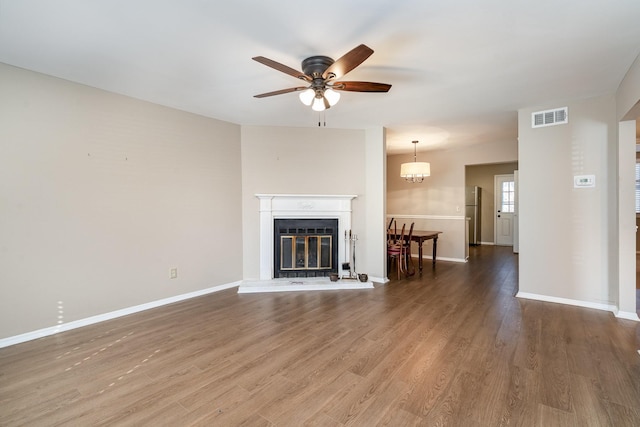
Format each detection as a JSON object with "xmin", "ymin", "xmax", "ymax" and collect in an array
[
  {"xmin": 324, "ymin": 88, "xmax": 340, "ymax": 106},
  {"xmin": 298, "ymin": 88, "xmax": 315, "ymax": 106},
  {"xmin": 400, "ymin": 161, "xmax": 430, "ymax": 179},
  {"xmin": 312, "ymin": 96, "xmax": 326, "ymax": 112}
]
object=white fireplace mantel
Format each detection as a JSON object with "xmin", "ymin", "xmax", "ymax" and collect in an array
[{"xmin": 256, "ymin": 194, "xmax": 357, "ymax": 280}]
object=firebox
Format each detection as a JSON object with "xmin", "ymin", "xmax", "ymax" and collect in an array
[{"xmin": 274, "ymin": 218, "xmax": 338, "ymax": 278}]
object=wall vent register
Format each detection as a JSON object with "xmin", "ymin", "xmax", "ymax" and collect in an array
[{"xmin": 531, "ymin": 107, "xmax": 568, "ymax": 128}]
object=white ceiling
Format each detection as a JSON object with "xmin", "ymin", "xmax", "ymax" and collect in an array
[{"xmin": 1, "ymin": 0, "xmax": 639, "ymax": 154}]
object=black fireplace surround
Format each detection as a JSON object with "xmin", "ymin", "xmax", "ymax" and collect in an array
[{"xmin": 274, "ymin": 218, "xmax": 338, "ymax": 278}]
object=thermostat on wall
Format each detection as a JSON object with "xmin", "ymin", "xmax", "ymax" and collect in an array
[{"xmin": 574, "ymin": 175, "xmax": 595, "ymax": 188}]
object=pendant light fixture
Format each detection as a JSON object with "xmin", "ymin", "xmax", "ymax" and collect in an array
[{"xmin": 400, "ymin": 140, "xmax": 430, "ymax": 183}]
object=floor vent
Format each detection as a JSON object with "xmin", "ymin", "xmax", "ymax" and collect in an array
[{"xmin": 531, "ymin": 107, "xmax": 568, "ymax": 128}]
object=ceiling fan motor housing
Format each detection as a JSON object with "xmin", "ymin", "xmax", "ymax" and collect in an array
[{"xmin": 301, "ymin": 56, "xmax": 335, "ymax": 82}]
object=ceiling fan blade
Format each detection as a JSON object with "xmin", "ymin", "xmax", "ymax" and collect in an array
[
  {"xmin": 332, "ymin": 81, "xmax": 392, "ymax": 92},
  {"xmin": 253, "ymin": 87, "xmax": 307, "ymax": 98},
  {"xmin": 322, "ymin": 44, "xmax": 374, "ymax": 80},
  {"xmin": 252, "ymin": 56, "xmax": 310, "ymax": 81}
]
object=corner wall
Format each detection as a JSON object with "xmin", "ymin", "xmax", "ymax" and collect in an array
[{"xmin": 240, "ymin": 125, "xmax": 384, "ymax": 280}]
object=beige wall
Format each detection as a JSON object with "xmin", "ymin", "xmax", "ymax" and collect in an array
[
  {"xmin": 0, "ymin": 64, "xmax": 243, "ymax": 339},
  {"xmin": 240, "ymin": 125, "xmax": 380, "ymax": 279},
  {"xmin": 518, "ymin": 94, "xmax": 617, "ymax": 306},
  {"xmin": 616, "ymin": 52, "xmax": 640, "ymax": 317},
  {"xmin": 617, "ymin": 53, "xmax": 640, "ymax": 122},
  {"xmin": 387, "ymin": 139, "xmax": 518, "ymax": 261},
  {"xmin": 618, "ymin": 120, "xmax": 637, "ymax": 315},
  {"xmin": 465, "ymin": 162, "xmax": 519, "ymax": 244}
]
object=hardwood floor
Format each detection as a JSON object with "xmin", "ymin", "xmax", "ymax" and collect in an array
[{"xmin": 1, "ymin": 246, "xmax": 639, "ymax": 426}]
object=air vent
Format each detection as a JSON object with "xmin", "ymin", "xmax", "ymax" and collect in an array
[{"xmin": 531, "ymin": 107, "xmax": 568, "ymax": 128}]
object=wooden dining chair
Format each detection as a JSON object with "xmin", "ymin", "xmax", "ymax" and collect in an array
[
  {"xmin": 387, "ymin": 222, "xmax": 406, "ymax": 280},
  {"xmin": 401, "ymin": 222, "xmax": 415, "ymax": 276}
]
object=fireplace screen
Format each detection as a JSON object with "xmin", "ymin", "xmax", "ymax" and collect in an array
[
  {"xmin": 274, "ymin": 218, "xmax": 338, "ymax": 278},
  {"xmin": 280, "ymin": 235, "xmax": 332, "ymax": 270}
]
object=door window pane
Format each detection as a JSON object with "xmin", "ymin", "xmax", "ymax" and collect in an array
[{"xmin": 501, "ymin": 181, "xmax": 515, "ymax": 213}]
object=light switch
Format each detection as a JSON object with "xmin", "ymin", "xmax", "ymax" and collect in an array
[{"xmin": 574, "ymin": 175, "xmax": 595, "ymax": 188}]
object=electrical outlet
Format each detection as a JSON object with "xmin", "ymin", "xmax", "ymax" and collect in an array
[{"xmin": 170, "ymin": 268, "xmax": 178, "ymax": 279}]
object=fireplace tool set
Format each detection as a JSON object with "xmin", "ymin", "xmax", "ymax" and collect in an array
[{"xmin": 332, "ymin": 230, "xmax": 368, "ymax": 282}]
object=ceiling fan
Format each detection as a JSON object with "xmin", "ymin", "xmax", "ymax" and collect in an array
[{"xmin": 252, "ymin": 44, "xmax": 391, "ymax": 112}]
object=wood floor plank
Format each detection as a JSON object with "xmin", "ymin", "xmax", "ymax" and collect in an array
[
  {"xmin": 344, "ymin": 378, "xmax": 409, "ymax": 426},
  {"xmin": 569, "ymin": 374, "xmax": 614, "ymax": 427},
  {"xmin": 419, "ymin": 368, "xmax": 481, "ymax": 426},
  {"xmin": 1, "ymin": 246, "xmax": 639, "ymax": 426},
  {"xmin": 538, "ymin": 304, "xmax": 572, "ymax": 412},
  {"xmin": 259, "ymin": 371, "xmax": 362, "ymax": 425},
  {"xmin": 537, "ymin": 403, "xmax": 578, "ymax": 426}
]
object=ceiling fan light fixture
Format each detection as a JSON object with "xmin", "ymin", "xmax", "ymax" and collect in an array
[
  {"xmin": 298, "ymin": 88, "xmax": 315, "ymax": 106},
  {"xmin": 311, "ymin": 96, "xmax": 326, "ymax": 112},
  {"xmin": 400, "ymin": 140, "xmax": 430, "ymax": 183},
  {"xmin": 253, "ymin": 44, "xmax": 391, "ymax": 113},
  {"xmin": 324, "ymin": 88, "xmax": 340, "ymax": 106}
]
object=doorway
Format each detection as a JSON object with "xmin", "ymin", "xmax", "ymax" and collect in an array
[
  {"xmin": 495, "ymin": 174, "xmax": 515, "ymax": 246},
  {"xmin": 465, "ymin": 162, "xmax": 519, "ymax": 251}
]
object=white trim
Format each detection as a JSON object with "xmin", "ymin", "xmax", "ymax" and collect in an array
[
  {"xmin": 369, "ymin": 276, "xmax": 389, "ymax": 285},
  {"xmin": 516, "ymin": 291, "xmax": 618, "ymax": 314},
  {"xmin": 387, "ymin": 214, "xmax": 465, "ymax": 221},
  {"xmin": 480, "ymin": 241, "xmax": 495, "ymax": 246},
  {"xmin": 615, "ymin": 311, "xmax": 640, "ymax": 321},
  {"xmin": 255, "ymin": 194, "xmax": 358, "ymax": 200},
  {"xmin": 413, "ymin": 255, "xmax": 467, "ymax": 263},
  {"xmin": 0, "ymin": 281, "xmax": 241, "ymax": 349},
  {"xmin": 237, "ymin": 277, "xmax": 373, "ymax": 293}
]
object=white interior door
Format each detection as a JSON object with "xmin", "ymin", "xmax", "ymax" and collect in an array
[{"xmin": 495, "ymin": 174, "xmax": 515, "ymax": 246}]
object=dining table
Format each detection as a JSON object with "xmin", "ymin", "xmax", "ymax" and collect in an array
[{"xmin": 388, "ymin": 230, "xmax": 443, "ymax": 272}]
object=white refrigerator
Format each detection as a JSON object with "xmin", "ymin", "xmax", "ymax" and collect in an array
[{"xmin": 465, "ymin": 186, "xmax": 481, "ymax": 245}]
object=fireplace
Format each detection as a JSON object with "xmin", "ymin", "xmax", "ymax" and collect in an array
[
  {"xmin": 274, "ymin": 218, "xmax": 338, "ymax": 278},
  {"xmin": 256, "ymin": 194, "xmax": 357, "ymax": 280}
]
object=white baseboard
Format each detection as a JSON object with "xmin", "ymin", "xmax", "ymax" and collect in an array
[
  {"xmin": 479, "ymin": 241, "xmax": 495, "ymax": 246},
  {"xmin": 516, "ymin": 291, "xmax": 621, "ymax": 316},
  {"xmin": 369, "ymin": 275, "xmax": 389, "ymax": 285},
  {"xmin": 413, "ymin": 255, "xmax": 467, "ymax": 264},
  {"xmin": 0, "ymin": 281, "xmax": 241, "ymax": 349},
  {"xmin": 615, "ymin": 310, "xmax": 640, "ymax": 321}
]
